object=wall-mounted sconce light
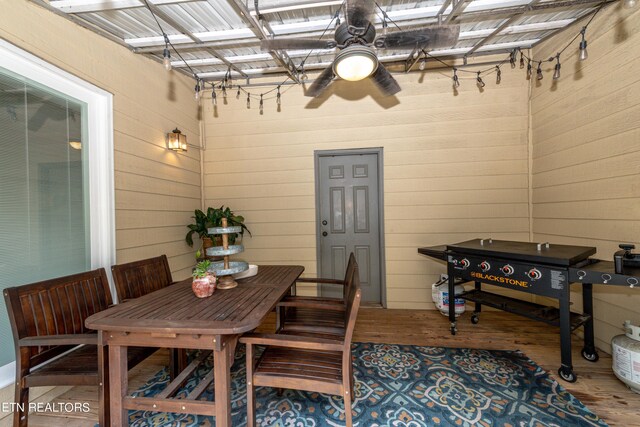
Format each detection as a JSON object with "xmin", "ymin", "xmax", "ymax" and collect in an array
[
  {"xmin": 69, "ymin": 141, "xmax": 82, "ymax": 150},
  {"xmin": 167, "ymin": 128, "xmax": 187, "ymax": 152}
]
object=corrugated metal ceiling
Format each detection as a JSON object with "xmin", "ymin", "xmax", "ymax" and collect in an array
[{"xmin": 38, "ymin": 0, "xmax": 608, "ymax": 81}]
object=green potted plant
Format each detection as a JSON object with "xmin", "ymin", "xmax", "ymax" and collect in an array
[
  {"xmin": 192, "ymin": 260, "xmax": 216, "ymax": 298},
  {"xmin": 186, "ymin": 206, "xmax": 252, "ymax": 255}
]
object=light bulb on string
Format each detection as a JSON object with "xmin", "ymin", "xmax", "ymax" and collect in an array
[
  {"xmin": 527, "ymin": 60, "xmax": 532, "ymax": 79},
  {"xmin": 194, "ymin": 80, "xmax": 201, "ymax": 101},
  {"xmin": 212, "ymin": 87, "xmax": 217, "ymax": 106},
  {"xmin": 553, "ymin": 54, "xmax": 561, "ymax": 80},
  {"xmin": 162, "ymin": 34, "xmax": 171, "ymax": 71},
  {"xmin": 276, "ymin": 86, "xmax": 281, "ymax": 106},
  {"xmin": 579, "ymin": 27, "xmax": 589, "ymax": 61},
  {"xmin": 382, "ymin": 18, "xmax": 388, "ymax": 36},
  {"xmin": 259, "ymin": 94, "xmax": 264, "ymax": 114},
  {"xmin": 520, "ymin": 50, "xmax": 525, "ymax": 69},
  {"xmin": 510, "ymin": 49, "xmax": 517, "ymax": 69},
  {"xmin": 237, "ymin": 87, "xmax": 241, "ymax": 99},
  {"xmin": 623, "ymin": 0, "xmax": 638, "ymax": 8},
  {"xmin": 496, "ymin": 66, "xmax": 502, "ymax": 84},
  {"xmin": 222, "ymin": 84, "xmax": 227, "ymax": 100},
  {"xmin": 476, "ymin": 72, "xmax": 486, "ymax": 88},
  {"xmin": 418, "ymin": 53, "xmax": 427, "ymax": 71},
  {"xmin": 536, "ymin": 62, "xmax": 543, "ymax": 80},
  {"xmin": 246, "ymin": 93, "xmax": 251, "ymax": 109},
  {"xmin": 452, "ymin": 68, "xmax": 460, "ymax": 88}
]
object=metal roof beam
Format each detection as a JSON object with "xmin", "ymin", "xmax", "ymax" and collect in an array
[
  {"xmin": 465, "ymin": 0, "xmax": 542, "ymax": 56},
  {"xmin": 197, "ymin": 38, "xmax": 540, "ymax": 80},
  {"xmin": 48, "ymin": 0, "xmax": 197, "ymax": 14},
  {"xmin": 141, "ymin": 0, "xmax": 248, "ymax": 78},
  {"xmin": 132, "ymin": 18, "xmax": 575, "ymax": 53},
  {"xmin": 220, "ymin": 0, "xmax": 300, "ymax": 83},
  {"xmin": 445, "ymin": 0, "xmax": 469, "ymax": 23}
]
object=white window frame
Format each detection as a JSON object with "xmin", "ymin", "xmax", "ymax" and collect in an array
[{"xmin": 0, "ymin": 39, "xmax": 115, "ymax": 388}]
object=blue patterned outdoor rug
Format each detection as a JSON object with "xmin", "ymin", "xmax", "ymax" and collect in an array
[{"xmin": 129, "ymin": 343, "xmax": 607, "ymax": 426}]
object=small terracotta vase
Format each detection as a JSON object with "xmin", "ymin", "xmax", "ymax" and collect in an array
[{"xmin": 192, "ymin": 276, "xmax": 215, "ymax": 298}]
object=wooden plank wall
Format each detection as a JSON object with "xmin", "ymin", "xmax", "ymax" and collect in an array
[
  {"xmin": 203, "ymin": 60, "xmax": 531, "ymax": 308},
  {"xmin": 531, "ymin": 5, "xmax": 640, "ymax": 351},
  {"xmin": 0, "ymin": 0, "xmax": 202, "ymax": 281}
]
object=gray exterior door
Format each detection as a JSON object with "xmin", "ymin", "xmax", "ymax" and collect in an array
[{"xmin": 317, "ymin": 151, "xmax": 383, "ymax": 304}]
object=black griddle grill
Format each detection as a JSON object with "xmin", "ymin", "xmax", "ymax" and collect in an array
[{"xmin": 418, "ymin": 238, "xmax": 640, "ymax": 383}]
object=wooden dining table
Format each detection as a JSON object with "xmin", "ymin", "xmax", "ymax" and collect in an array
[{"xmin": 85, "ymin": 265, "xmax": 304, "ymax": 427}]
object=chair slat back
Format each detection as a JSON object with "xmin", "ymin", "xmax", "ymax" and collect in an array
[
  {"xmin": 342, "ymin": 253, "xmax": 357, "ymax": 301},
  {"xmin": 342, "ymin": 266, "xmax": 362, "ymax": 354},
  {"xmin": 3, "ymin": 268, "xmax": 112, "ymax": 367},
  {"xmin": 111, "ymin": 255, "xmax": 173, "ymax": 302}
]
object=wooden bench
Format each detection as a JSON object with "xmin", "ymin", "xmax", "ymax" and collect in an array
[
  {"xmin": 241, "ymin": 268, "xmax": 362, "ymax": 427},
  {"xmin": 111, "ymin": 255, "xmax": 186, "ymax": 377},
  {"xmin": 111, "ymin": 254, "xmax": 173, "ymax": 303},
  {"xmin": 3, "ymin": 268, "xmax": 154, "ymax": 427}
]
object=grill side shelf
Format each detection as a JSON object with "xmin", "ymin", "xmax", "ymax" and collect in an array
[{"xmin": 460, "ymin": 289, "xmax": 590, "ymax": 331}]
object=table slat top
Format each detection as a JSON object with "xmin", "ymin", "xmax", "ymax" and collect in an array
[{"xmin": 85, "ymin": 265, "xmax": 304, "ymax": 335}]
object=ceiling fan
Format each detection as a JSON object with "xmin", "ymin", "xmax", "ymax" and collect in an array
[{"xmin": 261, "ymin": 0, "xmax": 460, "ymax": 97}]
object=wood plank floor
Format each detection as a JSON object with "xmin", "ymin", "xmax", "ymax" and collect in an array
[{"xmin": 14, "ymin": 309, "xmax": 640, "ymax": 427}]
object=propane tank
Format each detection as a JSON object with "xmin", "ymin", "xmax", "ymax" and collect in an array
[
  {"xmin": 612, "ymin": 321, "xmax": 640, "ymax": 394},
  {"xmin": 431, "ymin": 276, "xmax": 465, "ymax": 317}
]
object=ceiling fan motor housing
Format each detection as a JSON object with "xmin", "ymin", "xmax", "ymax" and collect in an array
[{"xmin": 335, "ymin": 22, "xmax": 376, "ymax": 46}]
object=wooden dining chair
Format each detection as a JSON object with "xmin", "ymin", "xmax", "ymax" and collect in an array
[
  {"xmin": 111, "ymin": 254, "xmax": 173, "ymax": 302},
  {"xmin": 3, "ymin": 268, "xmax": 154, "ymax": 427},
  {"xmin": 276, "ymin": 252, "xmax": 357, "ymax": 336},
  {"xmin": 111, "ymin": 254, "xmax": 186, "ymax": 377},
  {"xmin": 241, "ymin": 269, "xmax": 362, "ymax": 427}
]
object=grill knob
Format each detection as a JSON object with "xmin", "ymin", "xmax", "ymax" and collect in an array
[
  {"xmin": 460, "ymin": 259, "xmax": 470, "ymax": 269},
  {"xmin": 528, "ymin": 268, "xmax": 542, "ymax": 280},
  {"xmin": 502, "ymin": 265, "xmax": 514, "ymax": 276},
  {"xmin": 480, "ymin": 261, "xmax": 491, "ymax": 272}
]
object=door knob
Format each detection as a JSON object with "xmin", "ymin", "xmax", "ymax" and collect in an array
[
  {"xmin": 322, "ymin": 220, "xmax": 328, "ymax": 225},
  {"xmin": 322, "ymin": 231, "xmax": 328, "ymax": 237}
]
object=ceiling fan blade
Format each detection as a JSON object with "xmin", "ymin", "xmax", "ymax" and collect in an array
[
  {"xmin": 306, "ymin": 65, "xmax": 335, "ymax": 98},
  {"xmin": 261, "ymin": 38, "xmax": 337, "ymax": 51},
  {"xmin": 374, "ymin": 25, "xmax": 461, "ymax": 50},
  {"xmin": 345, "ymin": 0, "xmax": 375, "ymax": 35},
  {"xmin": 371, "ymin": 64, "xmax": 401, "ymax": 96}
]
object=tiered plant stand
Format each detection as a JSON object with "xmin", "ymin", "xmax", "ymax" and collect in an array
[{"xmin": 206, "ymin": 218, "xmax": 248, "ymax": 289}]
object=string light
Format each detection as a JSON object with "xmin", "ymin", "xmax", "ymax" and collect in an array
[
  {"xmin": 162, "ymin": 34, "xmax": 171, "ymax": 71},
  {"xmin": 194, "ymin": 79, "xmax": 201, "ymax": 100},
  {"xmin": 579, "ymin": 27, "xmax": 589, "ymax": 61},
  {"xmin": 212, "ymin": 87, "xmax": 217, "ymax": 106},
  {"xmin": 527, "ymin": 59, "xmax": 532, "ymax": 79},
  {"xmin": 520, "ymin": 50, "xmax": 525, "ymax": 69},
  {"xmin": 276, "ymin": 86, "xmax": 281, "ymax": 105},
  {"xmin": 246, "ymin": 92, "xmax": 251, "ymax": 109},
  {"xmin": 222, "ymin": 84, "xmax": 227, "ymax": 101},
  {"xmin": 510, "ymin": 49, "xmax": 517, "ymax": 69},
  {"xmin": 259, "ymin": 94, "xmax": 264, "ymax": 114},
  {"xmin": 536, "ymin": 62, "xmax": 544, "ymax": 80},
  {"xmin": 495, "ymin": 66, "xmax": 502, "ymax": 84},
  {"xmin": 452, "ymin": 68, "xmax": 460, "ymax": 88},
  {"xmin": 477, "ymin": 72, "xmax": 486, "ymax": 88},
  {"xmin": 553, "ymin": 54, "xmax": 562, "ymax": 80},
  {"xmin": 419, "ymin": 52, "xmax": 427, "ymax": 71},
  {"xmin": 237, "ymin": 87, "xmax": 241, "ymax": 99}
]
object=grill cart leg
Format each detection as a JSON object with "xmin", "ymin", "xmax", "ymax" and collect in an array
[
  {"xmin": 558, "ymin": 287, "xmax": 577, "ymax": 382},
  {"xmin": 448, "ymin": 265, "xmax": 457, "ymax": 335},
  {"xmin": 581, "ymin": 282, "xmax": 599, "ymax": 362},
  {"xmin": 471, "ymin": 281, "xmax": 481, "ymax": 324}
]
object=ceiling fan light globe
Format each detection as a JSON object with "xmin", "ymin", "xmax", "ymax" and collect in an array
[{"xmin": 333, "ymin": 46, "xmax": 378, "ymax": 82}]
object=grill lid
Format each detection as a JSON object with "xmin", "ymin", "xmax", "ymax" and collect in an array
[{"xmin": 446, "ymin": 239, "xmax": 597, "ymax": 266}]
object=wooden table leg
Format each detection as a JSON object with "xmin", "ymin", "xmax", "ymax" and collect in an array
[
  {"xmin": 109, "ymin": 344, "xmax": 128, "ymax": 427},
  {"xmin": 98, "ymin": 333, "xmax": 110, "ymax": 427},
  {"xmin": 214, "ymin": 336, "xmax": 238, "ymax": 427}
]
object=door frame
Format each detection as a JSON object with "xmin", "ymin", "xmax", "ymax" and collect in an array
[{"xmin": 314, "ymin": 147, "xmax": 387, "ymax": 308}]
